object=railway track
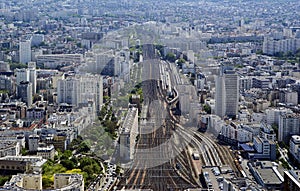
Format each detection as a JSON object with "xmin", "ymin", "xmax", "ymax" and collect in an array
[
  {"xmin": 184, "ymin": 127, "xmax": 240, "ymax": 176},
  {"xmin": 117, "ymin": 45, "xmax": 240, "ymax": 190},
  {"xmin": 117, "ymin": 58, "xmax": 198, "ymax": 190}
]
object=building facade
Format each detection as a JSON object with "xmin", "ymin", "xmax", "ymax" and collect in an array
[
  {"xmin": 28, "ymin": 134, "xmax": 39, "ymax": 152},
  {"xmin": 37, "ymin": 145, "xmax": 55, "ymax": 160},
  {"xmin": 278, "ymin": 113, "xmax": 300, "ymax": 144},
  {"xmin": 119, "ymin": 107, "xmax": 138, "ymax": 161},
  {"xmin": 290, "ymin": 135, "xmax": 300, "ymax": 163},
  {"xmin": 284, "ymin": 170, "xmax": 300, "ymax": 191},
  {"xmin": 215, "ymin": 70, "xmax": 239, "ymax": 118},
  {"xmin": 17, "ymin": 81, "xmax": 33, "ymax": 106},
  {"xmin": 19, "ymin": 40, "xmax": 31, "ymax": 64},
  {"xmin": 57, "ymin": 74, "xmax": 103, "ymax": 112}
]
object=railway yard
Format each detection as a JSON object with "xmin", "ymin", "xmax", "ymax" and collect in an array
[{"xmin": 116, "ymin": 44, "xmax": 240, "ymax": 190}]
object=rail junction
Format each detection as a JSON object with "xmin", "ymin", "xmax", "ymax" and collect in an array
[{"xmin": 116, "ymin": 44, "xmax": 239, "ymax": 191}]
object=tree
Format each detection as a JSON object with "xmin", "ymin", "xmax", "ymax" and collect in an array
[
  {"xmin": 83, "ymin": 165, "xmax": 94, "ymax": 175},
  {"xmin": 165, "ymin": 52, "xmax": 176, "ymax": 62},
  {"xmin": 116, "ymin": 165, "xmax": 121, "ymax": 174},
  {"xmin": 42, "ymin": 176, "xmax": 53, "ymax": 188},
  {"xmin": 9, "ymin": 63, "xmax": 27, "ymax": 70},
  {"xmin": 76, "ymin": 42, "xmax": 82, "ymax": 48},
  {"xmin": 103, "ymin": 96, "xmax": 110, "ymax": 103},
  {"xmin": 77, "ymin": 141, "xmax": 90, "ymax": 153},
  {"xmin": 79, "ymin": 157, "xmax": 94, "ymax": 168},
  {"xmin": 0, "ymin": 176, "xmax": 11, "ymax": 186},
  {"xmin": 61, "ymin": 150, "xmax": 72, "ymax": 160},
  {"xmin": 61, "ymin": 159, "xmax": 75, "ymax": 170},
  {"xmin": 21, "ymin": 148, "xmax": 28, "ymax": 156},
  {"xmin": 203, "ymin": 104, "xmax": 211, "ymax": 114},
  {"xmin": 177, "ymin": 58, "xmax": 186, "ymax": 68}
]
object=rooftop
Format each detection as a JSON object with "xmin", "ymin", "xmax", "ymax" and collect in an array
[
  {"xmin": 256, "ymin": 168, "xmax": 282, "ymax": 185},
  {"xmin": 121, "ymin": 107, "xmax": 138, "ymax": 134}
]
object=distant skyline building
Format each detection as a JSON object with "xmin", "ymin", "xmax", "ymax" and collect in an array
[
  {"xmin": 19, "ymin": 40, "xmax": 31, "ymax": 64},
  {"xmin": 215, "ymin": 69, "xmax": 239, "ymax": 118}
]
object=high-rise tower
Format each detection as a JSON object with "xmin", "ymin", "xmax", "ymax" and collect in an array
[
  {"xmin": 215, "ymin": 70, "xmax": 239, "ymax": 118},
  {"xmin": 19, "ymin": 40, "xmax": 31, "ymax": 64}
]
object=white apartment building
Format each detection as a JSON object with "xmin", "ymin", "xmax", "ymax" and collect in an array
[
  {"xmin": 119, "ymin": 107, "xmax": 138, "ymax": 161},
  {"xmin": 278, "ymin": 113, "xmax": 300, "ymax": 143},
  {"xmin": 28, "ymin": 62, "xmax": 37, "ymax": 94},
  {"xmin": 7, "ymin": 173, "xmax": 42, "ymax": 190},
  {"xmin": 265, "ymin": 108, "xmax": 293, "ymax": 125},
  {"xmin": 195, "ymin": 73, "xmax": 206, "ymax": 91},
  {"xmin": 15, "ymin": 68, "xmax": 29, "ymax": 85},
  {"xmin": 19, "ymin": 40, "xmax": 31, "ymax": 64},
  {"xmin": 215, "ymin": 75, "xmax": 225, "ymax": 117},
  {"xmin": 220, "ymin": 124, "xmax": 253, "ymax": 143},
  {"xmin": 36, "ymin": 54, "xmax": 83, "ymax": 68},
  {"xmin": 177, "ymin": 84, "xmax": 198, "ymax": 115},
  {"xmin": 252, "ymin": 136, "xmax": 276, "ymax": 160},
  {"xmin": 239, "ymin": 76, "xmax": 252, "ymax": 91},
  {"xmin": 0, "ymin": 141, "xmax": 20, "ymax": 157},
  {"xmin": 57, "ymin": 77, "xmax": 80, "ymax": 105},
  {"xmin": 283, "ymin": 91, "xmax": 298, "ymax": 105},
  {"xmin": 57, "ymin": 74, "xmax": 103, "ymax": 112},
  {"xmin": 15, "ymin": 63, "xmax": 37, "ymax": 95},
  {"xmin": 54, "ymin": 174, "xmax": 84, "ymax": 191},
  {"xmin": 260, "ymin": 123, "xmax": 276, "ymax": 141},
  {"xmin": 263, "ymin": 37, "xmax": 300, "ymax": 56},
  {"xmin": 28, "ymin": 134, "xmax": 39, "ymax": 152},
  {"xmin": 4, "ymin": 173, "xmax": 84, "ymax": 191},
  {"xmin": 290, "ymin": 135, "xmax": 300, "ymax": 163},
  {"xmin": 37, "ymin": 145, "xmax": 55, "ymax": 160}
]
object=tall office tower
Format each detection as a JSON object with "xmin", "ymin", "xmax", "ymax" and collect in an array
[
  {"xmin": 215, "ymin": 70, "xmax": 239, "ymax": 118},
  {"xmin": 278, "ymin": 113, "xmax": 300, "ymax": 144},
  {"xmin": 19, "ymin": 40, "xmax": 31, "ymax": 64},
  {"xmin": 215, "ymin": 75, "xmax": 226, "ymax": 117},
  {"xmin": 17, "ymin": 81, "xmax": 32, "ymax": 106},
  {"xmin": 28, "ymin": 62, "xmax": 37, "ymax": 94}
]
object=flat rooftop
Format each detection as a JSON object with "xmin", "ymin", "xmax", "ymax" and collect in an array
[
  {"xmin": 121, "ymin": 107, "xmax": 138, "ymax": 134},
  {"xmin": 256, "ymin": 168, "xmax": 282, "ymax": 185}
]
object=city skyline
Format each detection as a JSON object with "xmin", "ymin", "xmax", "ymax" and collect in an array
[{"xmin": 0, "ymin": 0, "xmax": 300, "ymax": 190}]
